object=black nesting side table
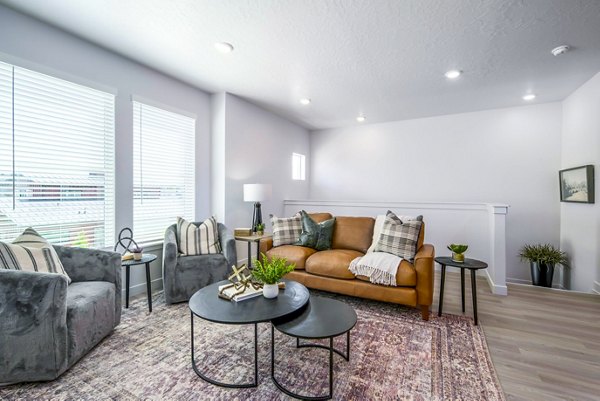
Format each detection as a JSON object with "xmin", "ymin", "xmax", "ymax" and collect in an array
[
  {"xmin": 271, "ymin": 296, "xmax": 357, "ymax": 400},
  {"xmin": 188, "ymin": 279, "xmax": 309, "ymax": 388},
  {"xmin": 122, "ymin": 253, "xmax": 157, "ymax": 313},
  {"xmin": 436, "ymin": 256, "xmax": 488, "ymax": 325}
]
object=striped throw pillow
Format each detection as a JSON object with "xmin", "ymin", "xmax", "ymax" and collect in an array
[
  {"xmin": 271, "ymin": 213, "xmax": 302, "ymax": 247},
  {"xmin": 177, "ymin": 217, "xmax": 221, "ymax": 256},
  {"xmin": 373, "ymin": 211, "xmax": 423, "ymax": 260},
  {"xmin": 0, "ymin": 227, "xmax": 71, "ymax": 283}
]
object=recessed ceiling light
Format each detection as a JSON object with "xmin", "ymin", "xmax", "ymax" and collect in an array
[
  {"xmin": 444, "ymin": 70, "xmax": 462, "ymax": 79},
  {"xmin": 551, "ymin": 45, "xmax": 570, "ymax": 56},
  {"xmin": 214, "ymin": 42, "xmax": 234, "ymax": 53},
  {"xmin": 523, "ymin": 93, "xmax": 536, "ymax": 101},
  {"xmin": 299, "ymin": 98, "xmax": 311, "ymax": 105},
  {"xmin": 356, "ymin": 116, "xmax": 366, "ymax": 123}
]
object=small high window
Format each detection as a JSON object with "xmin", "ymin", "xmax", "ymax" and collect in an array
[{"xmin": 292, "ymin": 153, "xmax": 306, "ymax": 181}]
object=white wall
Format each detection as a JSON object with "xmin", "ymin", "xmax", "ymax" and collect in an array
[
  {"xmin": 310, "ymin": 103, "xmax": 563, "ymax": 283},
  {"xmin": 560, "ymin": 72, "xmax": 600, "ymax": 293},
  {"xmin": 0, "ymin": 6, "xmax": 212, "ymax": 296},
  {"xmin": 211, "ymin": 93, "xmax": 311, "ymax": 263}
]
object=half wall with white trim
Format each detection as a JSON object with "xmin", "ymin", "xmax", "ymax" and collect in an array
[{"xmin": 284, "ymin": 200, "xmax": 508, "ymax": 295}]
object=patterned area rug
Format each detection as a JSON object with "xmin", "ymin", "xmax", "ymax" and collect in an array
[{"xmin": 1, "ymin": 291, "xmax": 505, "ymax": 400}]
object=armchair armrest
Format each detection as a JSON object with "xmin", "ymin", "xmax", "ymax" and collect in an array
[
  {"xmin": 218, "ymin": 223, "xmax": 237, "ymax": 269},
  {"xmin": 53, "ymin": 245, "xmax": 122, "ymax": 325},
  {"xmin": 0, "ymin": 270, "xmax": 69, "ymax": 382}
]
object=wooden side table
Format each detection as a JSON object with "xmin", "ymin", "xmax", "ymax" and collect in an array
[
  {"xmin": 435, "ymin": 256, "xmax": 488, "ymax": 325},
  {"xmin": 122, "ymin": 253, "xmax": 157, "ymax": 312},
  {"xmin": 234, "ymin": 233, "xmax": 272, "ymax": 268}
]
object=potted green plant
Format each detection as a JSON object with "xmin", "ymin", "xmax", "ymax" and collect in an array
[
  {"xmin": 255, "ymin": 223, "xmax": 265, "ymax": 236},
  {"xmin": 251, "ymin": 253, "xmax": 295, "ymax": 298},
  {"xmin": 447, "ymin": 244, "xmax": 468, "ymax": 263},
  {"xmin": 519, "ymin": 244, "xmax": 568, "ymax": 287}
]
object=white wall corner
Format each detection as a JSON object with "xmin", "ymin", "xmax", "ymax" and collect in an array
[{"xmin": 593, "ymin": 281, "xmax": 600, "ymax": 295}]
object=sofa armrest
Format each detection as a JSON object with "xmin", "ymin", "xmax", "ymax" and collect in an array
[
  {"xmin": 0, "ymin": 270, "xmax": 69, "ymax": 382},
  {"xmin": 414, "ymin": 244, "xmax": 435, "ymax": 306},
  {"xmin": 218, "ymin": 223, "xmax": 237, "ymax": 269},
  {"xmin": 53, "ymin": 245, "xmax": 122, "ymax": 325},
  {"xmin": 259, "ymin": 237, "xmax": 273, "ymax": 260}
]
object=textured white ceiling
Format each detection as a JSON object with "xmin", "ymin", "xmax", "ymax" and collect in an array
[{"xmin": 2, "ymin": 0, "xmax": 600, "ymax": 129}]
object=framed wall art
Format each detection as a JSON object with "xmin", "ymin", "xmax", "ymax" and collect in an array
[{"xmin": 559, "ymin": 165, "xmax": 594, "ymax": 204}]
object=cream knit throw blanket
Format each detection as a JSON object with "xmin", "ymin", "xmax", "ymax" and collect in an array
[{"xmin": 349, "ymin": 252, "xmax": 402, "ymax": 286}]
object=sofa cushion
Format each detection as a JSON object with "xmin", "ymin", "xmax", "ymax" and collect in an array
[
  {"xmin": 331, "ymin": 216, "xmax": 375, "ymax": 253},
  {"xmin": 296, "ymin": 211, "xmax": 335, "ymax": 251},
  {"xmin": 305, "ymin": 249, "xmax": 363, "ymax": 279},
  {"xmin": 367, "ymin": 214, "xmax": 424, "ymax": 253},
  {"xmin": 177, "ymin": 216, "xmax": 221, "ymax": 256},
  {"xmin": 356, "ymin": 259, "xmax": 417, "ymax": 286},
  {"xmin": 66, "ymin": 281, "xmax": 116, "ymax": 365},
  {"xmin": 374, "ymin": 211, "xmax": 423, "ymax": 260},
  {"xmin": 267, "ymin": 245, "xmax": 317, "ymax": 269},
  {"xmin": 0, "ymin": 228, "xmax": 70, "ymax": 283},
  {"xmin": 271, "ymin": 213, "xmax": 302, "ymax": 247}
]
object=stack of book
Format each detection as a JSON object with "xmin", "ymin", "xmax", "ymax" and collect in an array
[
  {"xmin": 234, "ymin": 228, "xmax": 253, "ymax": 237},
  {"xmin": 218, "ymin": 284, "xmax": 263, "ymax": 302}
]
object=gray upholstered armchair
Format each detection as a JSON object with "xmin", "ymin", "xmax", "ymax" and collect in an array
[
  {"xmin": 163, "ymin": 222, "xmax": 236, "ymax": 304},
  {"xmin": 0, "ymin": 246, "xmax": 121, "ymax": 385}
]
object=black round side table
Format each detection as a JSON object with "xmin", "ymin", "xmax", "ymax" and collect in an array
[
  {"xmin": 271, "ymin": 296, "xmax": 357, "ymax": 400},
  {"xmin": 188, "ymin": 279, "xmax": 310, "ymax": 388},
  {"xmin": 435, "ymin": 256, "xmax": 488, "ymax": 325},
  {"xmin": 121, "ymin": 253, "xmax": 157, "ymax": 312}
]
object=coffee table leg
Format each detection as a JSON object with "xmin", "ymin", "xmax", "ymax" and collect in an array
[
  {"xmin": 438, "ymin": 264, "xmax": 446, "ymax": 317},
  {"xmin": 272, "ymin": 331, "xmax": 337, "ymax": 400},
  {"xmin": 191, "ymin": 312, "xmax": 257, "ymax": 387},
  {"xmin": 471, "ymin": 270, "xmax": 479, "ymax": 325}
]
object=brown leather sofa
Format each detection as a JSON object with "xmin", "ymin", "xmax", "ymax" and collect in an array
[{"xmin": 260, "ymin": 213, "xmax": 435, "ymax": 320}]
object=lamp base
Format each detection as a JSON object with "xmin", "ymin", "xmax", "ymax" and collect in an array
[{"xmin": 252, "ymin": 202, "xmax": 262, "ymax": 233}]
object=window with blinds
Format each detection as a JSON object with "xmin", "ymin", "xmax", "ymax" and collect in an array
[
  {"xmin": 133, "ymin": 101, "xmax": 195, "ymax": 244},
  {"xmin": 0, "ymin": 61, "xmax": 115, "ymax": 248}
]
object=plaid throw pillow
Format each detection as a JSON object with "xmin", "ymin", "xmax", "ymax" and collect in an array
[
  {"xmin": 374, "ymin": 210, "xmax": 423, "ymax": 260},
  {"xmin": 177, "ymin": 217, "xmax": 221, "ymax": 256},
  {"xmin": 271, "ymin": 213, "xmax": 302, "ymax": 247}
]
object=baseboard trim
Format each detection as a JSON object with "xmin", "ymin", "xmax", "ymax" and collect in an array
[
  {"xmin": 506, "ymin": 277, "xmax": 565, "ymax": 290},
  {"xmin": 485, "ymin": 270, "xmax": 508, "ymax": 296},
  {"xmin": 121, "ymin": 277, "xmax": 163, "ymax": 299}
]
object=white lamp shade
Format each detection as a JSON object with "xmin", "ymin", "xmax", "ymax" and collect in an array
[{"xmin": 243, "ymin": 184, "xmax": 272, "ymax": 202}]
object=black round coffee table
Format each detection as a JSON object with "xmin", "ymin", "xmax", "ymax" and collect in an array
[
  {"xmin": 271, "ymin": 296, "xmax": 357, "ymax": 400},
  {"xmin": 436, "ymin": 256, "xmax": 488, "ymax": 325},
  {"xmin": 188, "ymin": 279, "xmax": 309, "ymax": 388}
]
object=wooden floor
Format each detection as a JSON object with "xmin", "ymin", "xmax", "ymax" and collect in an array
[{"xmin": 434, "ymin": 270, "xmax": 600, "ymax": 401}]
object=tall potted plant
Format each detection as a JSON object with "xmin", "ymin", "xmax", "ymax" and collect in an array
[
  {"xmin": 519, "ymin": 244, "xmax": 568, "ymax": 287},
  {"xmin": 251, "ymin": 253, "xmax": 295, "ymax": 298}
]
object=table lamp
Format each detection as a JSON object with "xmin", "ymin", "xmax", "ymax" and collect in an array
[{"xmin": 243, "ymin": 184, "xmax": 272, "ymax": 233}]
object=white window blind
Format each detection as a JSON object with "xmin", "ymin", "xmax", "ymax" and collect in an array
[
  {"xmin": 0, "ymin": 61, "xmax": 115, "ymax": 248},
  {"xmin": 133, "ymin": 101, "xmax": 195, "ymax": 244},
  {"xmin": 292, "ymin": 153, "xmax": 306, "ymax": 180}
]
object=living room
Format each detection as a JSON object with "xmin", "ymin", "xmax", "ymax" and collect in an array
[{"xmin": 0, "ymin": 1, "xmax": 598, "ymax": 400}]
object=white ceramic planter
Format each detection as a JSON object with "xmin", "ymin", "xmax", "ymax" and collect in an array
[{"xmin": 262, "ymin": 283, "xmax": 279, "ymax": 298}]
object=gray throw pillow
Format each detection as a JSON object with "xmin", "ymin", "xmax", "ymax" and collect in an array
[
  {"xmin": 295, "ymin": 210, "xmax": 335, "ymax": 251},
  {"xmin": 374, "ymin": 210, "xmax": 422, "ymax": 260}
]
